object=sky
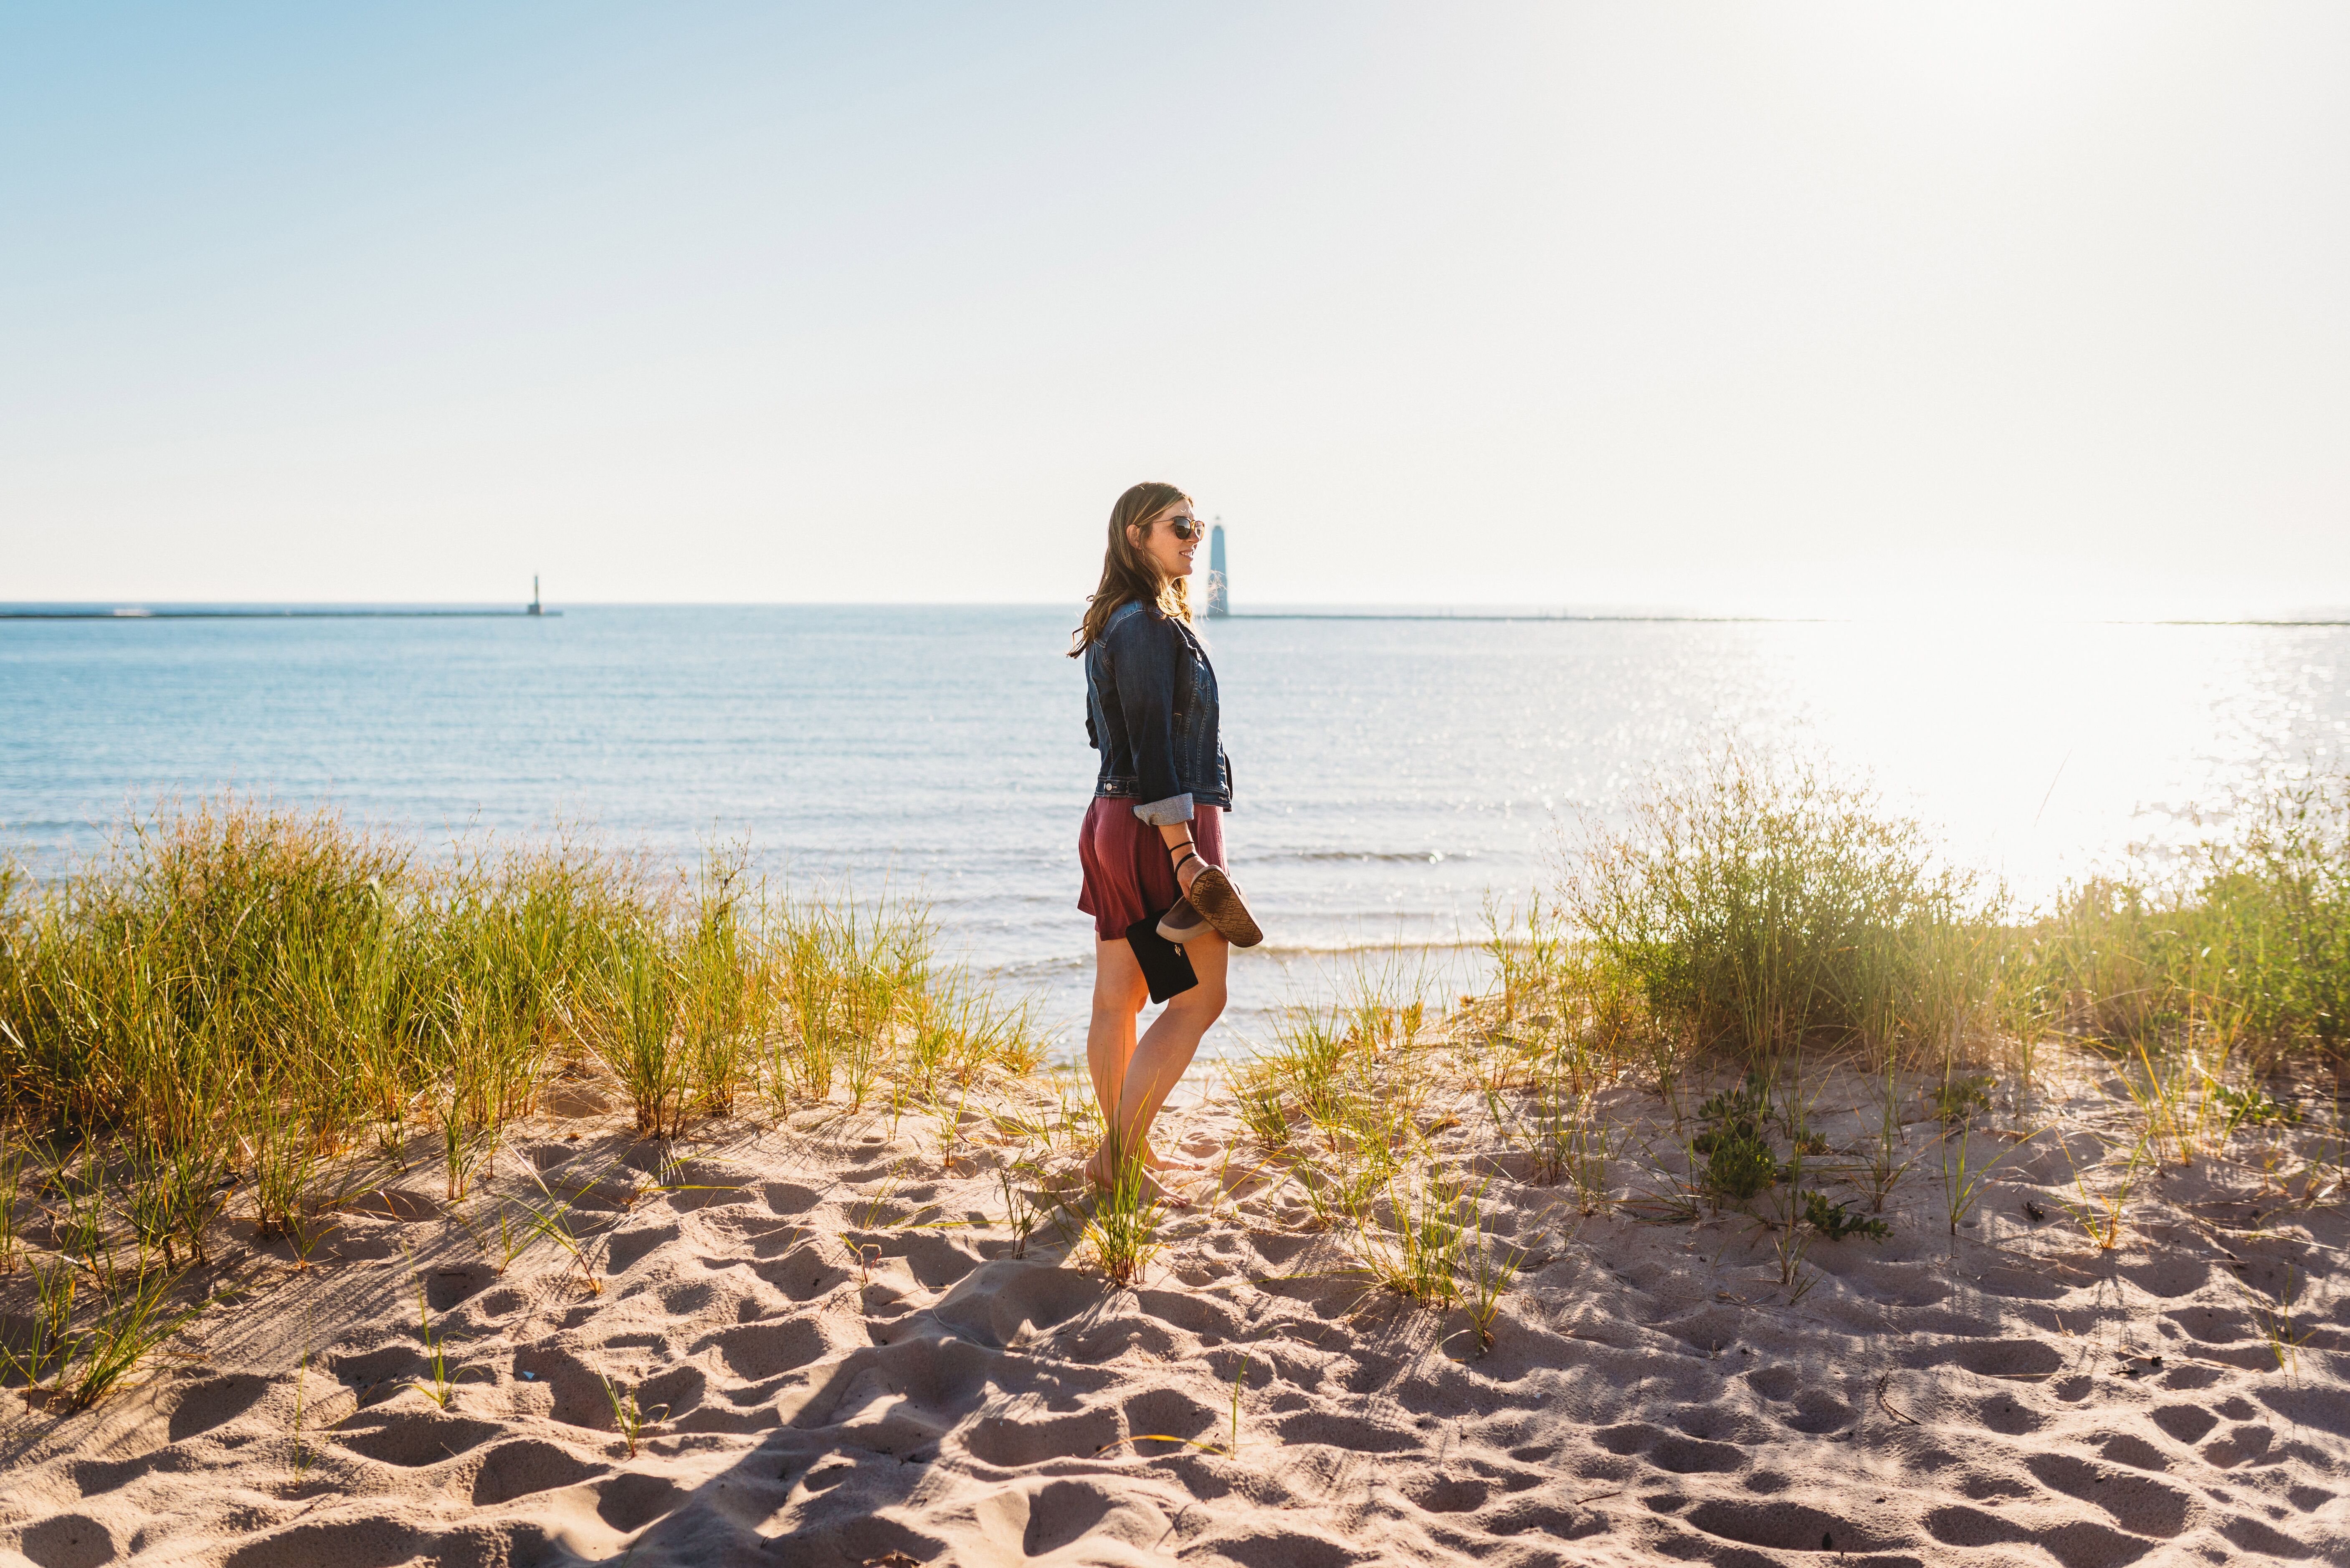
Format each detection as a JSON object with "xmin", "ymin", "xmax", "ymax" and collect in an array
[{"xmin": 3, "ymin": 3, "xmax": 2345, "ymax": 616}]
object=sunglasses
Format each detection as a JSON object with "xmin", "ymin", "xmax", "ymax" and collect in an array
[{"xmin": 1160, "ymin": 515, "xmax": 1208, "ymax": 542}]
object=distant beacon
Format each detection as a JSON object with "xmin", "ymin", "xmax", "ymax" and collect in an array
[{"xmin": 1206, "ymin": 522, "xmax": 1229, "ymax": 618}]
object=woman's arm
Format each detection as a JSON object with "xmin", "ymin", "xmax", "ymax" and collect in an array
[
  {"xmin": 1109, "ymin": 613, "xmax": 1193, "ymax": 826},
  {"xmin": 1158, "ymin": 821, "xmax": 1203, "ymax": 892}
]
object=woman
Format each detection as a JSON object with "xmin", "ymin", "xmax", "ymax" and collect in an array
[{"xmin": 1071, "ymin": 482, "xmax": 1262, "ymax": 1199}]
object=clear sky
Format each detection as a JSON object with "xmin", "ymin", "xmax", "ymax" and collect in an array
[{"xmin": 4, "ymin": 4, "xmax": 2345, "ymax": 616}]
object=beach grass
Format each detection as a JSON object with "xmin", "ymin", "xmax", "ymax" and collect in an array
[
  {"xmin": 1218, "ymin": 752, "xmax": 2345, "ymax": 1348},
  {"xmin": 1536, "ymin": 751, "xmax": 2350, "ymax": 1089},
  {"xmin": 0, "ymin": 797, "xmax": 1046, "ymax": 1401},
  {"xmin": 3, "ymin": 762, "xmax": 2345, "ymax": 1400}
]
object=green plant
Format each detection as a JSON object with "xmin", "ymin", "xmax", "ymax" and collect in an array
[
  {"xmin": 1700, "ymin": 1129, "xmax": 1780, "ymax": 1203},
  {"xmin": 602, "ymin": 940, "xmax": 689, "ymax": 1141},
  {"xmin": 1755, "ymin": 1137, "xmax": 1822, "ymax": 1297},
  {"xmin": 1096, "ymin": 1351, "xmax": 1256, "ymax": 1461},
  {"xmin": 996, "ymin": 1157, "xmax": 1045, "ymax": 1260},
  {"xmin": 149, "ymin": 1117, "xmax": 236, "ymax": 1267},
  {"xmin": 248, "ymin": 1095, "xmax": 330, "ymax": 1245},
  {"xmin": 520, "ymin": 1165, "xmax": 606, "ymax": 1296},
  {"xmin": 17, "ymin": 1253, "xmax": 79, "ymax": 1387},
  {"xmin": 1802, "ymin": 1190, "xmax": 1890, "ymax": 1241},
  {"xmin": 599, "ymin": 1370, "xmax": 666, "ymax": 1457},
  {"xmin": 0, "ymin": 798, "xmax": 1042, "ymax": 1328},
  {"xmin": 1929, "ymin": 1075, "xmax": 1994, "ymax": 1124},
  {"xmin": 2114, "ymin": 1038, "xmax": 2229, "ymax": 1168},
  {"xmin": 2054, "ymin": 1130, "xmax": 2152, "ymax": 1250},
  {"xmin": 1616, "ymin": 1120, "xmax": 1707, "ymax": 1226},
  {"xmin": 61, "ymin": 1261, "xmax": 203, "ymax": 1410},
  {"xmin": 1694, "ymin": 1074, "xmax": 1771, "ymax": 1129},
  {"xmin": 1235, "ymin": 1075, "xmax": 1292, "ymax": 1153},
  {"xmin": 1350, "ymin": 1167, "xmax": 1473, "ymax": 1308},
  {"xmin": 1771, "ymin": 1213, "xmax": 1815, "ymax": 1297},
  {"xmin": 2213, "ymin": 1080, "xmax": 2301, "ymax": 1135},
  {"xmin": 0, "ymin": 1134, "xmax": 21, "ymax": 1274},
  {"xmin": 682, "ymin": 850, "xmax": 755, "ymax": 1117},
  {"xmin": 2244, "ymin": 1264, "xmax": 2314, "ymax": 1374},
  {"xmin": 1856, "ymin": 1069, "xmax": 1920, "ymax": 1213},
  {"xmin": 1559, "ymin": 1092, "xmax": 1619, "ymax": 1215},
  {"xmin": 1691, "ymin": 1076, "xmax": 1783, "ymax": 1204},
  {"xmin": 1461, "ymin": 1228, "xmax": 1526, "ymax": 1355},
  {"xmin": 1483, "ymin": 890, "xmax": 1570, "ymax": 1023},
  {"xmin": 1937, "ymin": 1120, "xmax": 2021, "ymax": 1241},
  {"xmin": 1080, "ymin": 1140, "xmax": 1163, "ymax": 1289},
  {"xmin": 1518, "ymin": 1031, "xmax": 1610, "ymax": 1191},
  {"xmin": 2008, "ymin": 770, "xmax": 2350, "ymax": 1072},
  {"xmin": 1562, "ymin": 750, "xmax": 2001, "ymax": 1069},
  {"xmin": 929, "ymin": 1084, "xmax": 973, "ymax": 1175},
  {"xmin": 409, "ymin": 1279, "xmax": 463, "ymax": 1408}
]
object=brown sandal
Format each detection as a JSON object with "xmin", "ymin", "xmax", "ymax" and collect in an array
[{"xmin": 1181, "ymin": 865, "xmax": 1263, "ymax": 947}]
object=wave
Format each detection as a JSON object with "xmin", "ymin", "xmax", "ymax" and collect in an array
[
  {"xmin": 985, "ymin": 937, "xmax": 1494, "ymax": 978},
  {"xmin": 1230, "ymin": 939, "xmax": 1491, "ymax": 960},
  {"xmin": 1243, "ymin": 849, "xmax": 1475, "ymax": 865}
]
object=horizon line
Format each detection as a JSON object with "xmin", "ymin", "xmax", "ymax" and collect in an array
[{"xmin": 5, "ymin": 600, "xmax": 2350, "ymax": 629}]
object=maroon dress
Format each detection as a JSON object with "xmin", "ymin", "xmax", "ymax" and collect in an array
[{"xmin": 1076, "ymin": 800, "xmax": 1226, "ymax": 942}]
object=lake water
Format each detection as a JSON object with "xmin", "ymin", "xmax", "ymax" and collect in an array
[{"xmin": 5, "ymin": 605, "xmax": 2347, "ymax": 1057}]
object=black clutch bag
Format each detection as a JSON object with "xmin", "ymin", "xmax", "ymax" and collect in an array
[{"xmin": 1124, "ymin": 907, "xmax": 1198, "ymax": 1003}]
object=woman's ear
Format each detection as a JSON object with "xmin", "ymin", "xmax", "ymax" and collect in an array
[{"xmin": 1124, "ymin": 522, "xmax": 1144, "ymax": 552}]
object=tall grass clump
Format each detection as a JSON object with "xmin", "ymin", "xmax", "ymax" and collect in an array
[
  {"xmin": 0, "ymin": 798, "xmax": 1043, "ymax": 1404},
  {"xmin": 2016, "ymin": 769, "xmax": 2350, "ymax": 1075},
  {"xmin": 1230, "ymin": 958, "xmax": 1544, "ymax": 1341},
  {"xmin": 1563, "ymin": 750, "xmax": 2003, "ymax": 1071}
]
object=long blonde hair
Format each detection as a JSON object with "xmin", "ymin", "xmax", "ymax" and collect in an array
[{"xmin": 1069, "ymin": 481, "xmax": 1193, "ymax": 656}]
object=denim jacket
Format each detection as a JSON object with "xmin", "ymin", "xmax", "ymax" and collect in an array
[{"xmin": 1084, "ymin": 600, "xmax": 1233, "ymax": 825}]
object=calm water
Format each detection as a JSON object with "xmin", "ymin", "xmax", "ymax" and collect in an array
[{"xmin": 5, "ymin": 606, "xmax": 2347, "ymax": 1055}]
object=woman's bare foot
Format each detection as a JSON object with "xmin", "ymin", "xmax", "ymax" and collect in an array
[
  {"xmin": 1086, "ymin": 1137, "xmax": 1190, "ymax": 1178},
  {"xmin": 1085, "ymin": 1143, "xmax": 1194, "ymax": 1206}
]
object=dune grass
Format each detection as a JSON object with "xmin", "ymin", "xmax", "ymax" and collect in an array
[
  {"xmin": 1225, "ymin": 752, "xmax": 2347, "ymax": 1348},
  {"xmin": 1553, "ymin": 751, "xmax": 2350, "ymax": 1087},
  {"xmin": 1560, "ymin": 750, "xmax": 2005, "ymax": 1074},
  {"xmin": 2013, "ymin": 770, "xmax": 2350, "ymax": 1074},
  {"xmin": 5, "ymin": 759, "xmax": 2344, "ymax": 1392},
  {"xmin": 0, "ymin": 798, "xmax": 1045, "ymax": 1403}
]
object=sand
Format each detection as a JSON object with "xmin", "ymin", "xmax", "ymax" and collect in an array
[{"xmin": 2, "ymin": 1062, "xmax": 2345, "ymax": 1568}]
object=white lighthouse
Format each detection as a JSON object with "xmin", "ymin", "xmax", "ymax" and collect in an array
[{"xmin": 1206, "ymin": 521, "xmax": 1230, "ymax": 617}]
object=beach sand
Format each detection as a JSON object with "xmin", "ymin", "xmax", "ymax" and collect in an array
[{"xmin": 2, "ymin": 1061, "xmax": 2345, "ymax": 1567}]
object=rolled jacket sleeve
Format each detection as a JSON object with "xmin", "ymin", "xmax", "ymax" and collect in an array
[{"xmin": 1132, "ymin": 791, "xmax": 1195, "ymax": 826}]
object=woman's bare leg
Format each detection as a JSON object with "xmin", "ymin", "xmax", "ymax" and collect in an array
[
  {"xmin": 1087, "ymin": 938, "xmax": 1144, "ymax": 1105},
  {"xmin": 1087, "ymin": 937, "xmax": 1147, "ymax": 1152},
  {"xmin": 1108, "ymin": 932, "xmax": 1228, "ymax": 1179},
  {"xmin": 1085, "ymin": 934, "xmax": 1229, "ymax": 1191}
]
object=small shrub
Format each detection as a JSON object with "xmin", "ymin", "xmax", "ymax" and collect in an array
[
  {"xmin": 1802, "ymin": 1190, "xmax": 1890, "ymax": 1241},
  {"xmin": 1692, "ymin": 1073, "xmax": 1783, "ymax": 1202},
  {"xmin": 1698, "ymin": 1127, "xmax": 1780, "ymax": 1202},
  {"xmin": 2212, "ymin": 1081, "xmax": 2301, "ymax": 1132},
  {"xmin": 1929, "ymin": 1076, "xmax": 1993, "ymax": 1124}
]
